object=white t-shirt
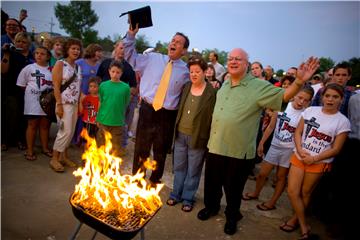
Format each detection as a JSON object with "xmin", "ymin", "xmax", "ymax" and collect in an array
[
  {"xmin": 311, "ymin": 83, "xmax": 323, "ymax": 99},
  {"xmin": 272, "ymin": 102, "xmax": 304, "ymax": 148},
  {"xmin": 61, "ymin": 60, "xmax": 81, "ymax": 104},
  {"xmin": 296, "ymin": 106, "xmax": 351, "ymax": 163},
  {"xmin": 16, "ymin": 63, "xmax": 53, "ymax": 115}
]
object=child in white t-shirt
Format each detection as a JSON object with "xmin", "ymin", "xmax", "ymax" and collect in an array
[
  {"xmin": 243, "ymin": 86, "xmax": 314, "ymax": 212},
  {"xmin": 16, "ymin": 46, "xmax": 53, "ymax": 160},
  {"xmin": 284, "ymin": 83, "xmax": 351, "ymax": 239}
]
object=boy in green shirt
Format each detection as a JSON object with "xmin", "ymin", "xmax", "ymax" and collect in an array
[{"xmin": 96, "ymin": 60, "xmax": 130, "ymax": 157}]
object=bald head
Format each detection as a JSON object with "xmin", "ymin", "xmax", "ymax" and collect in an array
[{"xmin": 227, "ymin": 48, "xmax": 249, "ymax": 80}]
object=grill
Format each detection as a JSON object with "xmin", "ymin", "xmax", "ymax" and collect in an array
[{"xmin": 69, "ymin": 193, "xmax": 161, "ymax": 240}]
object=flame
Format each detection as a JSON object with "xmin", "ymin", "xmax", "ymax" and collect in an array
[
  {"xmin": 72, "ymin": 129, "xmax": 163, "ymax": 224},
  {"xmin": 143, "ymin": 158, "xmax": 157, "ymax": 171}
]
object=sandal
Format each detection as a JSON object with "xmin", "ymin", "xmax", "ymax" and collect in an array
[
  {"xmin": 256, "ymin": 202, "xmax": 276, "ymax": 211},
  {"xmin": 1, "ymin": 144, "xmax": 8, "ymax": 151},
  {"xmin": 24, "ymin": 152, "xmax": 37, "ymax": 161},
  {"xmin": 279, "ymin": 220, "xmax": 299, "ymax": 233},
  {"xmin": 242, "ymin": 192, "xmax": 258, "ymax": 201},
  {"xmin": 166, "ymin": 198, "xmax": 178, "ymax": 206},
  {"xmin": 49, "ymin": 159, "xmax": 65, "ymax": 172},
  {"xmin": 61, "ymin": 158, "xmax": 77, "ymax": 167},
  {"xmin": 17, "ymin": 142, "xmax": 27, "ymax": 150},
  {"xmin": 181, "ymin": 204, "xmax": 193, "ymax": 212},
  {"xmin": 41, "ymin": 150, "xmax": 53, "ymax": 158},
  {"xmin": 298, "ymin": 231, "xmax": 311, "ymax": 240}
]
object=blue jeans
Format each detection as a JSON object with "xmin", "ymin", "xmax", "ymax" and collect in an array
[{"xmin": 170, "ymin": 132, "xmax": 206, "ymax": 206}]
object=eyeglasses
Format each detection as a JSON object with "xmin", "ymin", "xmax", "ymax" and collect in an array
[{"xmin": 227, "ymin": 57, "xmax": 244, "ymax": 62}]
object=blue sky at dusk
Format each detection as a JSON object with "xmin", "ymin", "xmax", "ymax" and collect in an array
[{"xmin": 2, "ymin": 1, "xmax": 359, "ymax": 70}]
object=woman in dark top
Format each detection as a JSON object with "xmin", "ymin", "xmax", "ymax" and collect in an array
[{"xmin": 167, "ymin": 56, "xmax": 216, "ymax": 212}]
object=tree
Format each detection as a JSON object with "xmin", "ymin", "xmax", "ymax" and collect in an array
[
  {"xmin": 318, "ymin": 57, "xmax": 335, "ymax": 73},
  {"xmin": 135, "ymin": 34, "xmax": 151, "ymax": 53},
  {"xmin": 155, "ymin": 41, "xmax": 168, "ymax": 55},
  {"xmin": 276, "ymin": 69, "xmax": 285, "ymax": 77},
  {"xmin": 54, "ymin": 1, "xmax": 99, "ymax": 46},
  {"xmin": 97, "ymin": 35, "xmax": 115, "ymax": 52},
  {"xmin": 202, "ymin": 49, "xmax": 228, "ymax": 66}
]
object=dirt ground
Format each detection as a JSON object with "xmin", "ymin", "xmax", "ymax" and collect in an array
[{"xmin": 1, "ymin": 124, "xmax": 333, "ymax": 240}]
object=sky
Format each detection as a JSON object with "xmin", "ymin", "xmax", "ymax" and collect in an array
[{"xmin": 2, "ymin": 0, "xmax": 359, "ymax": 70}]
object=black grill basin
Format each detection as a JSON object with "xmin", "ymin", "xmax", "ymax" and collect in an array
[{"xmin": 70, "ymin": 193, "xmax": 161, "ymax": 240}]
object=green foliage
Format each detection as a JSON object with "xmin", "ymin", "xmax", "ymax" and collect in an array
[
  {"xmin": 155, "ymin": 41, "xmax": 168, "ymax": 55},
  {"xmin": 54, "ymin": 1, "xmax": 98, "ymax": 42},
  {"xmin": 318, "ymin": 57, "xmax": 335, "ymax": 73},
  {"xmin": 135, "ymin": 34, "xmax": 150, "ymax": 53},
  {"xmin": 202, "ymin": 49, "xmax": 228, "ymax": 66},
  {"xmin": 276, "ymin": 69, "xmax": 285, "ymax": 77},
  {"xmin": 97, "ymin": 36, "xmax": 115, "ymax": 52}
]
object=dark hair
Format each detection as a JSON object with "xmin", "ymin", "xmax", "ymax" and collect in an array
[
  {"xmin": 333, "ymin": 61, "xmax": 352, "ymax": 76},
  {"xmin": 289, "ymin": 67, "xmax": 298, "ymax": 71},
  {"xmin": 109, "ymin": 60, "xmax": 124, "ymax": 71},
  {"xmin": 6, "ymin": 18, "xmax": 20, "ymax": 27},
  {"xmin": 251, "ymin": 61, "xmax": 263, "ymax": 70},
  {"xmin": 210, "ymin": 51, "xmax": 218, "ymax": 60},
  {"xmin": 206, "ymin": 64, "xmax": 217, "ymax": 81},
  {"xmin": 187, "ymin": 56, "xmax": 208, "ymax": 71},
  {"xmin": 34, "ymin": 46, "xmax": 51, "ymax": 59},
  {"xmin": 50, "ymin": 36, "xmax": 65, "ymax": 49},
  {"xmin": 175, "ymin": 32, "xmax": 189, "ymax": 49},
  {"xmin": 88, "ymin": 76, "xmax": 101, "ymax": 86},
  {"xmin": 300, "ymin": 85, "xmax": 315, "ymax": 99},
  {"xmin": 84, "ymin": 43, "xmax": 103, "ymax": 59},
  {"xmin": 321, "ymin": 83, "xmax": 344, "ymax": 99},
  {"xmin": 63, "ymin": 38, "xmax": 83, "ymax": 59},
  {"xmin": 280, "ymin": 75, "xmax": 295, "ymax": 85}
]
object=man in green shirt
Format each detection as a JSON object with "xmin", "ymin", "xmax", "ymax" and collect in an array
[{"xmin": 197, "ymin": 48, "xmax": 319, "ymax": 235}]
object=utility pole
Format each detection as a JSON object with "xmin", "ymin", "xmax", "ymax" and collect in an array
[{"xmin": 50, "ymin": 17, "xmax": 55, "ymax": 34}]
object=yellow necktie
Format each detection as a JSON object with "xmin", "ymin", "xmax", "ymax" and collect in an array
[{"xmin": 153, "ymin": 61, "xmax": 173, "ymax": 111}]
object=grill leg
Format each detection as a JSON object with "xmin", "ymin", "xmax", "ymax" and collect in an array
[
  {"xmin": 140, "ymin": 228, "xmax": 145, "ymax": 240},
  {"xmin": 90, "ymin": 231, "xmax": 98, "ymax": 240},
  {"xmin": 69, "ymin": 221, "xmax": 83, "ymax": 240}
]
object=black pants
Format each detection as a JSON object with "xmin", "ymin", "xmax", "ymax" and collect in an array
[
  {"xmin": 132, "ymin": 101, "xmax": 177, "ymax": 183},
  {"xmin": 204, "ymin": 153, "xmax": 253, "ymax": 221}
]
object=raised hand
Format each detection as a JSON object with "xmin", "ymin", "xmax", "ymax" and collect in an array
[
  {"xmin": 296, "ymin": 57, "xmax": 320, "ymax": 84},
  {"xmin": 128, "ymin": 23, "xmax": 139, "ymax": 37}
]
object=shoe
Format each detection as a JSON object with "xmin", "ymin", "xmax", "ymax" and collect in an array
[
  {"xmin": 256, "ymin": 202, "xmax": 276, "ymax": 211},
  {"xmin": 242, "ymin": 192, "xmax": 259, "ymax": 201},
  {"xmin": 224, "ymin": 220, "xmax": 237, "ymax": 235},
  {"xmin": 197, "ymin": 208, "xmax": 218, "ymax": 221},
  {"xmin": 181, "ymin": 204, "xmax": 193, "ymax": 212}
]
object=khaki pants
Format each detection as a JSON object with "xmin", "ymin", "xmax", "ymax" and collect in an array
[
  {"xmin": 53, "ymin": 104, "xmax": 78, "ymax": 152},
  {"xmin": 96, "ymin": 123, "xmax": 125, "ymax": 157}
]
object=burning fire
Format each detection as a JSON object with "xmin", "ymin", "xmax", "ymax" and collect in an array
[{"xmin": 71, "ymin": 130, "xmax": 163, "ymax": 228}]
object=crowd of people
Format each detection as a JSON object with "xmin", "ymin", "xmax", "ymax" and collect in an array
[{"xmin": 2, "ymin": 9, "xmax": 359, "ymax": 240}]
